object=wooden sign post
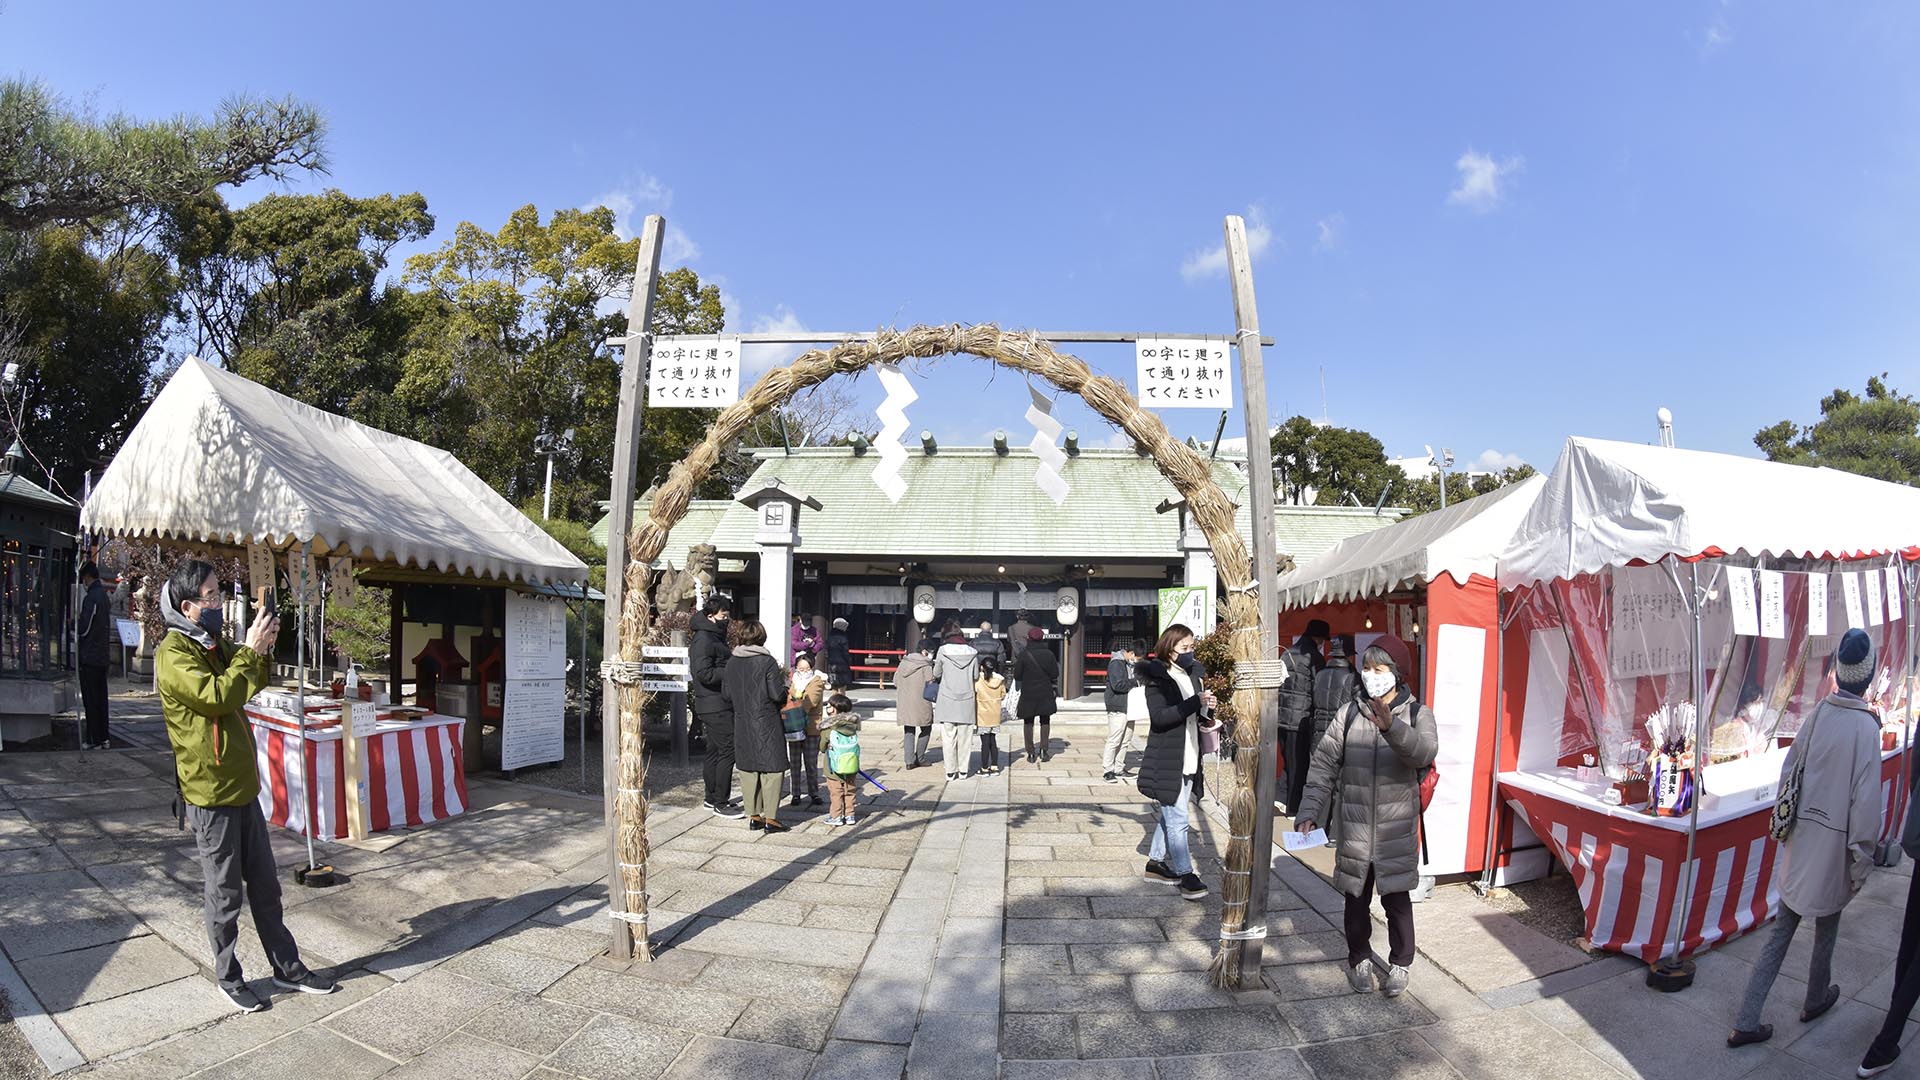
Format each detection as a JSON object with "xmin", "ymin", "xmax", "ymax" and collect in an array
[{"xmin": 340, "ymin": 699, "xmax": 373, "ymax": 842}]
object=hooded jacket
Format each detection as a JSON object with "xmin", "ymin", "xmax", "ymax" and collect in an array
[
  {"xmin": 933, "ymin": 643, "xmax": 980, "ymax": 727},
  {"xmin": 894, "ymin": 651, "xmax": 935, "ymax": 727},
  {"xmin": 722, "ymin": 644, "xmax": 788, "ymax": 772},
  {"xmin": 156, "ymin": 581, "xmax": 268, "ymax": 807},
  {"xmin": 1778, "ymin": 691, "xmax": 1882, "ymax": 917},
  {"xmin": 1297, "ymin": 687, "xmax": 1438, "ymax": 896},
  {"xmin": 689, "ymin": 611, "xmax": 733, "ymax": 720}
]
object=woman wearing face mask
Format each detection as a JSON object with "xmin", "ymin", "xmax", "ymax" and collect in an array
[
  {"xmin": 1294, "ymin": 646, "xmax": 1438, "ymax": 998},
  {"xmin": 1135, "ymin": 624, "xmax": 1219, "ymax": 901}
]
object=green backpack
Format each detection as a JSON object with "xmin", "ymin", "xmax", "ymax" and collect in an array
[{"xmin": 828, "ymin": 730, "xmax": 860, "ymax": 775}]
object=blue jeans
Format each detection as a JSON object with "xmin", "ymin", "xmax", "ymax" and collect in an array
[{"xmin": 1149, "ymin": 775, "xmax": 1196, "ymax": 875}]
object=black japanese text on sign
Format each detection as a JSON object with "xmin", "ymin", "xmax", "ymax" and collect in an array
[
  {"xmin": 646, "ymin": 336, "xmax": 744, "ymax": 408},
  {"xmin": 1134, "ymin": 339, "xmax": 1233, "ymax": 410}
]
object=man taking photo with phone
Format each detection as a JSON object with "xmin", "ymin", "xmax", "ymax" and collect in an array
[{"xmin": 158, "ymin": 558, "xmax": 337, "ymax": 1012}]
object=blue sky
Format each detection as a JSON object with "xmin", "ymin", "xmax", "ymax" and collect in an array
[{"xmin": 8, "ymin": 2, "xmax": 1920, "ymax": 476}]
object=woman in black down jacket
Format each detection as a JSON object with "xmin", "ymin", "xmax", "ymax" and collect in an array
[
  {"xmin": 721, "ymin": 619, "xmax": 792, "ymax": 832},
  {"xmin": 1014, "ymin": 628, "xmax": 1059, "ymax": 762},
  {"xmin": 1135, "ymin": 623, "xmax": 1218, "ymax": 901}
]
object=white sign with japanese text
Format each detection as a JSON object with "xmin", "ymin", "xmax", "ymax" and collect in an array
[
  {"xmin": 1135, "ymin": 339, "xmax": 1232, "ymax": 410},
  {"xmin": 1758, "ymin": 570, "xmax": 1785, "ymax": 639},
  {"xmin": 647, "ymin": 335, "xmax": 743, "ymax": 408},
  {"xmin": 1807, "ymin": 573, "xmax": 1828, "ymax": 637},
  {"xmin": 1842, "ymin": 572, "xmax": 1865, "ymax": 628},
  {"xmin": 1886, "ymin": 567, "xmax": 1905, "ymax": 623},
  {"xmin": 1726, "ymin": 566, "xmax": 1760, "ymax": 638},
  {"xmin": 1865, "ymin": 571, "xmax": 1886, "ymax": 627}
]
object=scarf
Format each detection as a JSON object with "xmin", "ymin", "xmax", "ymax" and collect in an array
[{"xmin": 160, "ymin": 580, "xmax": 216, "ymax": 651}]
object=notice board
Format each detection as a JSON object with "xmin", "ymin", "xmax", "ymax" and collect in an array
[{"xmin": 502, "ymin": 592, "xmax": 568, "ymax": 770}]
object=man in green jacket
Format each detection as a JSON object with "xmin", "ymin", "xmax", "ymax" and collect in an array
[{"xmin": 159, "ymin": 558, "xmax": 336, "ymax": 1012}]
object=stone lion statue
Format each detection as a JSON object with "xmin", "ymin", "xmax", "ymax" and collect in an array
[{"xmin": 652, "ymin": 543, "xmax": 719, "ymax": 613}]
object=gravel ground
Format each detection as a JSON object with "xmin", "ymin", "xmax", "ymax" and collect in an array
[
  {"xmin": 1482, "ymin": 868, "xmax": 1598, "ymax": 952},
  {"xmin": 0, "ymin": 988, "xmax": 49, "ymax": 1080}
]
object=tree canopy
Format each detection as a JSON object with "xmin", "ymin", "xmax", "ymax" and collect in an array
[
  {"xmin": 1755, "ymin": 374, "xmax": 1919, "ymax": 485},
  {"xmin": 0, "ymin": 79, "xmax": 326, "ymax": 231}
]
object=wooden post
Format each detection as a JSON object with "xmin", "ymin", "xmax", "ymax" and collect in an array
[
  {"xmin": 1224, "ymin": 214, "xmax": 1284, "ymax": 974},
  {"xmin": 388, "ymin": 585, "xmax": 405, "ymax": 703},
  {"xmin": 601, "ymin": 215, "xmax": 667, "ymax": 961},
  {"xmin": 340, "ymin": 699, "xmax": 372, "ymax": 841}
]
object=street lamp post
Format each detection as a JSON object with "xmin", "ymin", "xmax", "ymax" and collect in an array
[{"xmin": 535, "ymin": 428, "xmax": 575, "ymax": 520}]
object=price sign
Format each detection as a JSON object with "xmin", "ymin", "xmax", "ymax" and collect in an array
[
  {"xmin": 1135, "ymin": 338, "xmax": 1232, "ymax": 410},
  {"xmin": 647, "ymin": 335, "xmax": 742, "ymax": 408}
]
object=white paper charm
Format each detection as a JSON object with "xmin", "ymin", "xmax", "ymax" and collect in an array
[
  {"xmin": 870, "ymin": 365, "xmax": 916, "ymax": 504},
  {"xmin": 1726, "ymin": 566, "xmax": 1760, "ymax": 638},
  {"xmin": 1758, "ymin": 570, "xmax": 1784, "ymax": 639},
  {"xmin": 1842, "ymin": 572, "xmax": 1865, "ymax": 628},
  {"xmin": 1025, "ymin": 385, "xmax": 1070, "ymax": 506},
  {"xmin": 1807, "ymin": 574, "xmax": 1828, "ymax": 637}
]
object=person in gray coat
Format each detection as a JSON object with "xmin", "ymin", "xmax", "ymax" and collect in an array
[
  {"xmin": 1731, "ymin": 628, "xmax": 1883, "ymax": 1050},
  {"xmin": 894, "ymin": 639, "xmax": 937, "ymax": 768},
  {"xmin": 933, "ymin": 634, "xmax": 980, "ymax": 780},
  {"xmin": 1295, "ymin": 645, "xmax": 1438, "ymax": 998}
]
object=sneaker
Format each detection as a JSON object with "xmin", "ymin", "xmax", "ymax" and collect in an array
[
  {"xmin": 1381, "ymin": 963, "xmax": 1411, "ymax": 997},
  {"xmin": 271, "ymin": 971, "xmax": 338, "ymax": 995},
  {"xmin": 947, "ymin": 773, "xmax": 960, "ymax": 782},
  {"xmin": 1143, "ymin": 860, "xmax": 1180, "ymax": 885},
  {"xmin": 1103, "ymin": 771, "xmax": 1120, "ymax": 784},
  {"xmin": 218, "ymin": 982, "xmax": 266, "ymax": 1013},
  {"xmin": 825, "ymin": 815, "xmax": 843, "ymax": 826},
  {"xmin": 710, "ymin": 803, "xmax": 745, "ymax": 820},
  {"xmin": 1177, "ymin": 873, "xmax": 1209, "ymax": 900},
  {"xmin": 1859, "ymin": 1043, "xmax": 1901, "ymax": 1077},
  {"xmin": 1346, "ymin": 961, "xmax": 1376, "ymax": 993}
]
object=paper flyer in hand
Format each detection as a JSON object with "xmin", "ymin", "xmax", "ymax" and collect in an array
[{"xmin": 1282, "ymin": 828, "xmax": 1329, "ymax": 851}]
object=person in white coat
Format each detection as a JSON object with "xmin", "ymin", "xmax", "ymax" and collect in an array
[
  {"xmin": 1730, "ymin": 629, "xmax": 1884, "ymax": 1048},
  {"xmin": 933, "ymin": 633, "xmax": 981, "ymax": 781}
]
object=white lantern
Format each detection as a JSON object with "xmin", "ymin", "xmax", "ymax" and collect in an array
[
  {"xmin": 1054, "ymin": 586, "xmax": 1080, "ymax": 627},
  {"xmin": 912, "ymin": 585, "xmax": 937, "ymax": 625}
]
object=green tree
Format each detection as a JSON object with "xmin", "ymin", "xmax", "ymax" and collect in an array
[
  {"xmin": 400, "ymin": 205, "xmax": 728, "ymax": 517},
  {"xmin": 1268, "ymin": 415, "xmax": 1397, "ymax": 507},
  {"xmin": 0, "ymin": 226, "xmax": 172, "ymax": 494},
  {"xmin": 168, "ymin": 189, "xmax": 434, "ymax": 417},
  {"xmin": 1754, "ymin": 375, "xmax": 1920, "ymax": 485},
  {"xmin": 0, "ymin": 79, "xmax": 326, "ymax": 231},
  {"xmin": 1395, "ymin": 463, "xmax": 1537, "ymax": 516}
]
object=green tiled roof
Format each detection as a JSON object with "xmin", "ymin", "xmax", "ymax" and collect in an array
[
  {"xmin": 0, "ymin": 471, "xmax": 76, "ymax": 513},
  {"xmin": 589, "ymin": 448, "xmax": 1406, "ymax": 565},
  {"xmin": 590, "ymin": 500, "xmax": 734, "ymax": 569}
]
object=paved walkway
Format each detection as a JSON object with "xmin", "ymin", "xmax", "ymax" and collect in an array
[{"xmin": 3, "ymin": 696, "xmax": 1919, "ymax": 1079}]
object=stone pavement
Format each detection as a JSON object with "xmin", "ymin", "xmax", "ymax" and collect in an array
[{"xmin": 5, "ymin": 695, "xmax": 1920, "ymax": 1078}]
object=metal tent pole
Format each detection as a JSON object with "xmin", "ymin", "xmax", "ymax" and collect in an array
[
  {"xmin": 297, "ymin": 546, "xmax": 317, "ymax": 876},
  {"xmin": 1477, "ymin": 592, "xmax": 1510, "ymax": 896},
  {"xmin": 1651, "ymin": 560, "xmax": 1706, "ymax": 989}
]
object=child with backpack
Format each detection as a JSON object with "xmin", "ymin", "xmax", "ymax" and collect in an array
[{"xmin": 820, "ymin": 693, "xmax": 863, "ymax": 826}]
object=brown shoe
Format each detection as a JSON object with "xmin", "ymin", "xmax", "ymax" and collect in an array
[
  {"xmin": 749, "ymin": 817, "xmax": 766, "ymax": 831},
  {"xmin": 762, "ymin": 819, "xmax": 790, "ymax": 833}
]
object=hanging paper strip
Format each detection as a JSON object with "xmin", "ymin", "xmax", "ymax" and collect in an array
[
  {"xmin": 1025, "ymin": 385, "xmax": 1070, "ymax": 506},
  {"xmin": 871, "ymin": 365, "xmax": 916, "ymax": 503}
]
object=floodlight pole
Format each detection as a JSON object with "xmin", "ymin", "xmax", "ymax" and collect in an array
[
  {"xmin": 1224, "ymin": 215, "xmax": 1285, "ymax": 974},
  {"xmin": 600, "ymin": 215, "xmax": 666, "ymax": 962}
]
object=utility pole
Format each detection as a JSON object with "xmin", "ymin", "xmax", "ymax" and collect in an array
[
  {"xmin": 600, "ymin": 216, "xmax": 665, "ymax": 961},
  {"xmin": 1223, "ymin": 214, "xmax": 1284, "ymax": 974}
]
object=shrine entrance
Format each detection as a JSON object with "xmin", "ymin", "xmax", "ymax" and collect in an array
[{"xmin": 597, "ymin": 218, "xmax": 1287, "ymax": 989}]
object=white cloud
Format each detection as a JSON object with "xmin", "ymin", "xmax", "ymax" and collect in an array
[
  {"xmin": 1447, "ymin": 150, "xmax": 1524, "ymax": 213},
  {"xmin": 1702, "ymin": 12, "xmax": 1732, "ymax": 54},
  {"xmin": 1474, "ymin": 448, "xmax": 1527, "ymax": 471},
  {"xmin": 585, "ymin": 174, "xmax": 698, "ymax": 263},
  {"xmin": 1314, "ymin": 212, "xmax": 1345, "ymax": 254},
  {"xmin": 1180, "ymin": 206, "xmax": 1275, "ymax": 282},
  {"xmin": 744, "ymin": 305, "xmax": 810, "ymax": 373}
]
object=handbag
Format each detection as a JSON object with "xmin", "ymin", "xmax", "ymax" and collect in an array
[
  {"xmin": 782, "ymin": 702, "xmax": 810, "ymax": 735},
  {"xmin": 922, "ymin": 677, "xmax": 941, "ymax": 703},
  {"xmin": 1770, "ymin": 712, "xmax": 1816, "ymax": 841}
]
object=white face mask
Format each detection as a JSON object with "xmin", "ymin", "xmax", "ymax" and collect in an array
[{"xmin": 1361, "ymin": 670, "xmax": 1397, "ymax": 699}]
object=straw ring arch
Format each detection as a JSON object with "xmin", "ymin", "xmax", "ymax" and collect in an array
[{"xmin": 608, "ymin": 323, "xmax": 1267, "ymax": 984}]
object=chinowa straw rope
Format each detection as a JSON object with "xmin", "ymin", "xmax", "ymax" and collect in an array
[{"xmin": 609, "ymin": 324, "xmax": 1266, "ymax": 983}]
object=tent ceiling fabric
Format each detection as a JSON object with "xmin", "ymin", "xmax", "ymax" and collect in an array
[
  {"xmin": 1498, "ymin": 436, "xmax": 1920, "ymax": 588},
  {"xmin": 80, "ymin": 358, "xmax": 588, "ymax": 585},
  {"xmin": 1278, "ymin": 474, "xmax": 1547, "ymax": 608}
]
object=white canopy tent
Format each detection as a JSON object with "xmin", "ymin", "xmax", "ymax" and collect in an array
[
  {"xmin": 1498, "ymin": 436, "xmax": 1915, "ymax": 589},
  {"xmin": 1278, "ymin": 474, "xmax": 1546, "ymax": 607},
  {"xmin": 81, "ymin": 357, "xmax": 587, "ymax": 585}
]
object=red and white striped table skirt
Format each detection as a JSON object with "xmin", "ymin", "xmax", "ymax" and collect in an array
[
  {"xmin": 1502, "ymin": 748, "xmax": 1909, "ymax": 961},
  {"xmin": 249, "ymin": 714, "xmax": 469, "ymax": 842}
]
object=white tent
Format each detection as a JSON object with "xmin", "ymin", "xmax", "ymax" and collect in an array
[
  {"xmin": 1498, "ymin": 436, "xmax": 1918, "ymax": 588},
  {"xmin": 81, "ymin": 358, "xmax": 587, "ymax": 584},
  {"xmin": 1278, "ymin": 474, "xmax": 1546, "ymax": 607}
]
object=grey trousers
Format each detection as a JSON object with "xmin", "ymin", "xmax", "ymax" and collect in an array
[
  {"xmin": 1734, "ymin": 903, "xmax": 1840, "ymax": 1031},
  {"xmin": 186, "ymin": 801, "xmax": 306, "ymax": 990},
  {"xmin": 1102, "ymin": 711, "xmax": 1134, "ymax": 773}
]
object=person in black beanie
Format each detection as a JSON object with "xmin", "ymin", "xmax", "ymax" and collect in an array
[{"xmin": 1279, "ymin": 619, "xmax": 1330, "ymax": 813}]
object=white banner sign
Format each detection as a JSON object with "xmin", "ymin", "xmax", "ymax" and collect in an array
[
  {"xmin": 1807, "ymin": 573, "xmax": 1828, "ymax": 637},
  {"xmin": 1726, "ymin": 566, "xmax": 1760, "ymax": 638},
  {"xmin": 647, "ymin": 335, "xmax": 742, "ymax": 408},
  {"xmin": 1758, "ymin": 570, "xmax": 1785, "ymax": 640},
  {"xmin": 1843, "ymin": 573, "xmax": 1865, "ymax": 628},
  {"xmin": 327, "ymin": 556, "xmax": 356, "ymax": 606},
  {"xmin": 247, "ymin": 543, "xmax": 276, "ymax": 595},
  {"xmin": 1866, "ymin": 570, "xmax": 1886, "ymax": 626},
  {"xmin": 1136, "ymin": 338, "xmax": 1232, "ymax": 409},
  {"xmin": 1886, "ymin": 567, "xmax": 1905, "ymax": 623}
]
